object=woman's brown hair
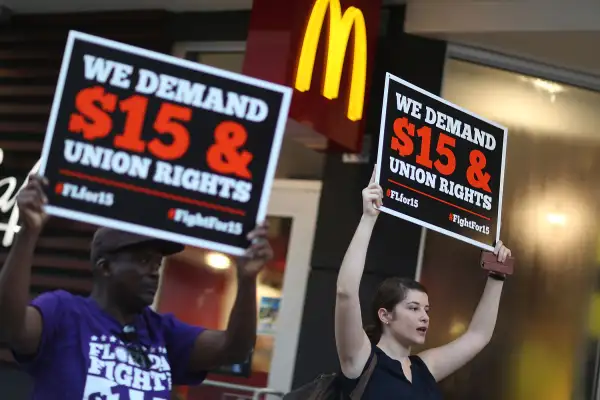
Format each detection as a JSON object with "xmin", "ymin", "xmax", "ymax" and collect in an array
[{"xmin": 364, "ymin": 277, "xmax": 428, "ymax": 344}]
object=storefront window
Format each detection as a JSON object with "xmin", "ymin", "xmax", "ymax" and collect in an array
[
  {"xmin": 187, "ymin": 52, "xmax": 245, "ymax": 74},
  {"xmin": 419, "ymin": 59, "xmax": 600, "ymax": 399}
]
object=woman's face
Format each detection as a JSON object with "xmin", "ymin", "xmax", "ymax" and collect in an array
[{"xmin": 381, "ymin": 289, "xmax": 430, "ymax": 346}]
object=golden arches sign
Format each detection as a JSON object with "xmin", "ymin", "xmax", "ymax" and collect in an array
[{"xmin": 294, "ymin": 0, "xmax": 367, "ymax": 122}]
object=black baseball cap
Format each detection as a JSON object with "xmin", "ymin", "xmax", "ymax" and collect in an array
[{"xmin": 90, "ymin": 227, "xmax": 184, "ymax": 263}]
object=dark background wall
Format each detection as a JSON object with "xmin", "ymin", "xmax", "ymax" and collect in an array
[
  {"xmin": 0, "ymin": 362, "xmax": 32, "ymax": 399},
  {"xmin": 291, "ymin": 6, "xmax": 448, "ymax": 388}
]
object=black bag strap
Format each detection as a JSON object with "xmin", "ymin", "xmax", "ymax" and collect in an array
[{"xmin": 349, "ymin": 353, "xmax": 378, "ymax": 400}]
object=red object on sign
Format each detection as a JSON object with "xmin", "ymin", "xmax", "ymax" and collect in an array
[{"xmin": 243, "ymin": 0, "xmax": 382, "ymax": 153}]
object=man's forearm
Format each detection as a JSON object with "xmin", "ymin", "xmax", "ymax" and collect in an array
[
  {"xmin": 222, "ymin": 274, "xmax": 258, "ymax": 364},
  {"xmin": 0, "ymin": 227, "xmax": 39, "ymax": 341}
]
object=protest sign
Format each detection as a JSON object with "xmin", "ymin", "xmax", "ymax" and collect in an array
[
  {"xmin": 38, "ymin": 31, "xmax": 292, "ymax": 256},
  {"xmin": 376, "ymin": 73, "xmax": 507, "ymax": 251}
]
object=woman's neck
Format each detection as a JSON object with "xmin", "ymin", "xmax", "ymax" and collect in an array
[{"xmin": 377, "ymin": 334, "xmax": 411, "ymax": 361}]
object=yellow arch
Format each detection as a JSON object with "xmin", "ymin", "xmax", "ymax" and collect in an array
[{"xmin": 295, "ymin": 0, "xmax": 367, "ymax": 122}]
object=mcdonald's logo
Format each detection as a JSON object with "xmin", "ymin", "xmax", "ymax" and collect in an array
[{"xmin": 294, "ymin": 0, "xmax": 367, "ymax": 122}]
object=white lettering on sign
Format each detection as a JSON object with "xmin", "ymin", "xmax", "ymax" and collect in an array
[{"xmin": 0, "ymin": 148, "xmax": 41, "ymax": 247}]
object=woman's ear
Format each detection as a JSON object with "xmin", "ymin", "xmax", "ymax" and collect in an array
[{"xmin": 377, "ymin": 307, "xmax": 392, "ymax": 325}]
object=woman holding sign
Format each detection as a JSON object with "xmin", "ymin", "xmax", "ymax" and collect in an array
[{"xmin": 335, "ymin": 167, "xmax": 512, "ymax": 398}]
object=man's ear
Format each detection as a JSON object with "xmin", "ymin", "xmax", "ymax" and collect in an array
[{"xmin": 94, "ymin": 257, "xmax": 111, "ymax": 277}]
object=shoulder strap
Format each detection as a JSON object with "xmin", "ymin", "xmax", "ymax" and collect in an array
[
  {"xmin": 349, "ymin": 353, "xmax": 378, "ymax": 400},
  {"xmin": 408, "ymin": 355, "xmax": 421, "ymax": 364}
]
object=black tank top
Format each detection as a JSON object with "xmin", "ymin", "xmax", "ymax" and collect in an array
[{"xmin": 340, "ymin": 345, "xmax": 443, "ymax": 399}]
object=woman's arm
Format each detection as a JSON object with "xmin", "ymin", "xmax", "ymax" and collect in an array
[
  {"xmin": 335, "ymin": 169, "xmax": 383, "ymax": 379},
  {"xmin": 418, "ymin": 242, "xmax": 511, "ymax": 382}
]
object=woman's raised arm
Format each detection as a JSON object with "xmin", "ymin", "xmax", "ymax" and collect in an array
[
  {"xmin": 335, "ymin": 168, "xmax": 383, "ymax": 379},
  {"xmin": 418, "ymin": 242, "xmax": 511, "ymax": 381}
]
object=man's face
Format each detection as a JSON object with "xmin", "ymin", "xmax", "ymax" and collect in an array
[{"xmin": 105, "ymin": 245, "xmax": 164, "ymax": 309}]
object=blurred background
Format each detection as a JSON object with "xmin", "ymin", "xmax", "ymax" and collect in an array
[{"xmin": 2, "ymin": 0, "xmax": 600, "ymax": 399}]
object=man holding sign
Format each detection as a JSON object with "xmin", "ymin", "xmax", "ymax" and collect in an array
[{"xmin": 0, "ymin": 175, "xmax": 272, "ymax": 399}]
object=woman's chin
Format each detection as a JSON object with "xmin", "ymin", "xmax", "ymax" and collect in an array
[{"xmin": 410, "ymin": 335, "xmax": 427, "ymax": 345}]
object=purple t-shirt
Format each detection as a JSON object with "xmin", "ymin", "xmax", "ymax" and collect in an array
[{"xmin": 12, "ymin": 290, "xmax": 207, "ymax": 400}]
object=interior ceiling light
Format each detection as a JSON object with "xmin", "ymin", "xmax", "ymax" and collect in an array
[
  {"xmin": 546, "ymin": 212, "xmax": 567, "ymax": 226},
  {"xmin": 204, "ymin": 252, "xmax": 231, "ymax": 270},
  {"xmin": 519, "ymin": 76, "xmax": 565, "ymax": 102}
]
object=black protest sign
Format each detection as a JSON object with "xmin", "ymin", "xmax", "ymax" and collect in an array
[
  {"xmin": 375, "ymin": 73, "xmax": 507, "ymax": 251},
  {"xmin": 38, "ymin": 31, "xmax": 292, "ymax": 256}
]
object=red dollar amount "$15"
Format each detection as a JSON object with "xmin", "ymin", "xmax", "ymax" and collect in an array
[
  {"xmin": 68, "ymin": 85, "xmax": 254, "ymax": 179},
  {"xmin": 390, "ymin": 117, "xmax": 492, "ymax": 193}
]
